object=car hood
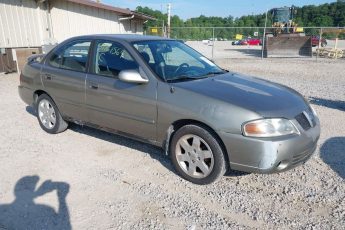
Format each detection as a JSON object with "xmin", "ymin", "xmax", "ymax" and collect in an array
[{"xmin": 173, "ymin": 72, "xmax": 308, "ymax": 118}]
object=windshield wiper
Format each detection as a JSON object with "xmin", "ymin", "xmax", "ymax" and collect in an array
[
  {"xmin": 166, "ymin": 75, "xmax": 207, "ymax": 83},
  {"xmin": 199, "ymin": 70, "xmax": 227, "ymax": 78}
]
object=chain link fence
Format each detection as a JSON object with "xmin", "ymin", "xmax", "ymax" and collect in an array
[{"xmin": 146, "ymin": 27, "xmax": 345, "ymax": 60}]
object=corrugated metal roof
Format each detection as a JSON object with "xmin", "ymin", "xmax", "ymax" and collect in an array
[
  {"xmin": 131, "ymin": 11, "xmax": 157, "ymax": 21},
  {"xmin": 65, "ymin": 0, "xmax": 156, "ymax": 20}
]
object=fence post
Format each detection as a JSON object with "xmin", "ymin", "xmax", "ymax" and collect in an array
[
  {"xmin": 261, "ymin": 9, "xmax": 268, "ymax": 59},
  {"xmin": 317, "ymin": 28, "xmax": 323, "ymax": 61},
  {"xmin": 261, "ymin": 28, "xmax": 266, "ymax": 59},
  {"xmin": 212, "ymin": 27, "xmax": 215, "ymax": 60}
]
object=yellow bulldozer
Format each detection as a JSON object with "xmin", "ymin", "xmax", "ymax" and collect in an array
[{"xmin": 264, "ymin": 6, "xmax": 312, "ymax": 58}]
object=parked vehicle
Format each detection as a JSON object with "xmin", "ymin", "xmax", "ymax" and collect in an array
[
  {"xmin": 19, "ymin": 35, "xmax": 320, "ymax": 184},
  {"xmin": 264, "ymin": 6, "xmax": 312, "ymax": 58},
  {"xmin": 232, "ymin": 40, "xmax": 242, "ymax": 45},
  {"xmin": 233, "ymin": 38, "xmax": 262, "ymax": 46},
  {"xmin": 239, "ymin": 40, "xmax": 248, "ymax": 45},
  {"xmin": 311, "ymin": 35, "xmax": 327, "ymax": 47},
  {"xmin": 240, "ymin": 38, "xmax": 262, "ymax": 46}
]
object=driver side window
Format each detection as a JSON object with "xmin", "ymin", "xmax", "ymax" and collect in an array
[{"xmin": 92, "ymin": 41, "xmax": 138, "ymax": 78}]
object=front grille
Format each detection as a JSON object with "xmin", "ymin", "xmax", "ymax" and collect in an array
[
  {"xmin": 295, "ymin": 108, "xmax": 316, "ymax": 131},
  {"xmin": 295, "ymin": 112, "xmax": 312, "ymax": 130}
]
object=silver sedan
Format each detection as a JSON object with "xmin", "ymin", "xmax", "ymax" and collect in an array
[{"xmin": 18, "ymin": 35, "xmax": 320, "ymax": 184}]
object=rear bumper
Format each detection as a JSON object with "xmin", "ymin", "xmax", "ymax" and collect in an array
[
  {"xmin": 18, "ymin": 85, "xmax": 34, "ymax": 106},
  {"xmin": 219, "ymin": 119, "xmax": 320, "ymax": 174}
]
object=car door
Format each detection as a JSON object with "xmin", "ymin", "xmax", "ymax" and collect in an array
[
  {"xmin": 85, "ymin": 40, "xmax": 157, "ymax": 141},
  {"xmin": 41, "ymin": 40, "xmax": 92, "ymax": 121}
]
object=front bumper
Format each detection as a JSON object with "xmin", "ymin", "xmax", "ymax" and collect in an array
[{"xmin": 219, "ymin": 118, "xmax": 320, "ymax": 174}]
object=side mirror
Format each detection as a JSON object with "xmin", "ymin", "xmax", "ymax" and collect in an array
[{"xmin": 118, "ymin": 69, "xmax": 149, "ymax": 84}]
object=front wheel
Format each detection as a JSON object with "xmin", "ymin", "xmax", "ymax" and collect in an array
[
  {"xmin": 36, "ymin": 94, "xmax": 68, "ymax": 134},
  {"xmin": 170, "ymin": 125, "xmax": 227, "ymax": 184}
]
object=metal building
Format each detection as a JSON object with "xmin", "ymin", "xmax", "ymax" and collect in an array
[{"xmin": 0, "ymin": 0, "xmax": 155, "ymax": 73}]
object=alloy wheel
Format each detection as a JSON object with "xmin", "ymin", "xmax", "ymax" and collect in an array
[
  {"xmin": 175, "ymin": 134, "xmax": 214, "ymax": 179},
  {"xmin": 38, "ymin": 99, "xmax": 56, "ymax": 129}
]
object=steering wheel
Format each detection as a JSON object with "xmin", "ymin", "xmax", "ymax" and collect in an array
[{"xmin": 174, "ymin": 63, "xmax": 190, "ymax": 76}]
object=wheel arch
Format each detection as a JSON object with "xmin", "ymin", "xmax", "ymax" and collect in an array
[
  {"xmin": 33, "ymin": 90, "xmax": 58, "ymax": 113},
  {"xmin": 33, "ymin": 90, "xmax": 69, "ymax": 133},
  {"xmin": 33, "ymin": 89, "xmax": 50, "ymax": 104},
  {"xmin": 164, "ymin": 119, "xmax": 230, "ymax": 167}
]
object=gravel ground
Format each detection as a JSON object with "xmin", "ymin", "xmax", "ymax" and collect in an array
[{"xmin": 0, "ymin": 58, "xmax": 344, "ymax": 229}]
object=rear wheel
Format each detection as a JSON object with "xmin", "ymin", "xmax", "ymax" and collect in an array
[
  {"xmin": 170, "ymin": 124, "xmax": 226, "ymax": 184},
  {"xmin": 36, "ymin": 94, "xmax": 68, "ymax": 134}
]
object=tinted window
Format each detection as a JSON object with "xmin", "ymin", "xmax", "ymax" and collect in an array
[
  {"xmin": 93, "ymin": 41, "xmax": 138, "ymax": 78},
  {"xmin": 49, "ymin": 41, "xmax": 91, "ymax": 72}
]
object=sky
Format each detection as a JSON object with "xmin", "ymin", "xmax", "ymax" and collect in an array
[{"xmin": 102, "ymin": 0, "xmax": 336, "ymax": 19}]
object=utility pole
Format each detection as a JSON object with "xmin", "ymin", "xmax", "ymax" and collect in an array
[{"xmin": 167, "ymin": 3, "xmax": 171, "ymax": 38}]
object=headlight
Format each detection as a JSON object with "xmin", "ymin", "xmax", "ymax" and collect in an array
[{"xmin": 243, "ymin": 118, "xmax": 300, "ymax": 137}]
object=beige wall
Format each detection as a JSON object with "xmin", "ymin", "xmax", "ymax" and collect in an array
[
  {"xmin": 49, "ymin": 0, "xmax": 144, "ymax": 43},
  {"xmin": 0, "ymin": 0, "xmax": 48, "ymax": 48},
  {"xmin": 0, "ymin": 0, "xmax": 145, "ymax": 48}
]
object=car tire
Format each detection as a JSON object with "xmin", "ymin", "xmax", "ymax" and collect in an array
[
  {"xmin": 36, "ymin": 94, "xmax": 68, "ymax": 134},
  {"xmin": 170, "ymin": 124, "xmax": 227, "ymax": 184},
  {"xmin": 321, "ymin": 42, "xmax": 327, "ymax": 47}
]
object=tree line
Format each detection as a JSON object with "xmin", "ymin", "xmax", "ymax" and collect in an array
[{"xmin": 136, "ymin": 0, "xmax": 345, "ymax": 40}]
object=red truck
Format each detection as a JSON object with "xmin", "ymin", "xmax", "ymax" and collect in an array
[{"xmin": 312, "ymin": 36, "xmax": 327, "ymax": 47}]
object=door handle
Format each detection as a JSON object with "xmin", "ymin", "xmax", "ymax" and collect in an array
[
  {"xmin": 89, "ymin": 83, "xmax": 99, "ymax": 90},
  {"xmin": 44, "ymin": 74, "xmax": 52, "ymax": 80}
]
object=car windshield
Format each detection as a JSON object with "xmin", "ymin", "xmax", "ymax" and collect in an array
[{"xmin": 132, "ymin": 40, "xmax": 225, "ymax": 82}]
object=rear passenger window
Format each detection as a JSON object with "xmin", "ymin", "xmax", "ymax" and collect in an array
[
  {"xmin": 93, "ymin": 41, "xmax": 138, "ymax": 78},
  {"xmin": 49, "ymin": 41, "xmax": 91, "ymax": 72}
]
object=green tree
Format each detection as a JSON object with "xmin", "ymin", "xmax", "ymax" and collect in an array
[{"xmin": 136, "ymin": 1, "xmax": 345, "ymax": 40}]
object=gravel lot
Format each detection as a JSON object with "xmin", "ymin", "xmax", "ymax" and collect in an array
[{"xmin": 0, "ymin": 57, "xmax": 344, "ymax": 229}]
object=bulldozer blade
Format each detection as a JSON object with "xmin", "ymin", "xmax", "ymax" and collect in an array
[{"xmin": 264, "ymin": 35, "xmax": 312, "ymax": 58}]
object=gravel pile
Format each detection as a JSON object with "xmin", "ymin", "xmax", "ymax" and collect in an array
[{"xmin": 0, "ymin": 58, "xmax": 344, "ymax": 229}]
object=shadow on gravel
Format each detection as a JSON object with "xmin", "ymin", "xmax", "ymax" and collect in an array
[
  {"xmin": 70, "ymin": 124, "xmax": 250, "ymax": 179},
  {"xmin": 69, "ymin": 124, "xmax": 177, "ymax": 175},
  {"xmin": 26, "ymin": 105, "xmax": 176, "ymax": 175},
  {"xmin": 26, "ymin": 106, "xmax": 36, "ymax": 116},
  {"xmin": 320, "ymin": 137, "xmax": 345, "ymax": 179},
  {"xmin": 0, "ymin": 176, "xmax": 71, "ymax": 230},
  {"xmin": 224, "ymin": 48, "xmax": 262, "ymax": 57},
  {"xmin": 309, "ymin": 97, "xmax": 345, "ymax": 112},
  {"xmin": 25, "ymin": 106, "xmax": 247, "ymax": 179},
  {"xmin": 224, "ymin": 170, "xmax": 250, "ymax": 178}
]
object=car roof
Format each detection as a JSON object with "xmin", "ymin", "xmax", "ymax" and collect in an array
[{"xmin": 67, "ymin": 34, "xmax": 173, "ymax": 43}]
